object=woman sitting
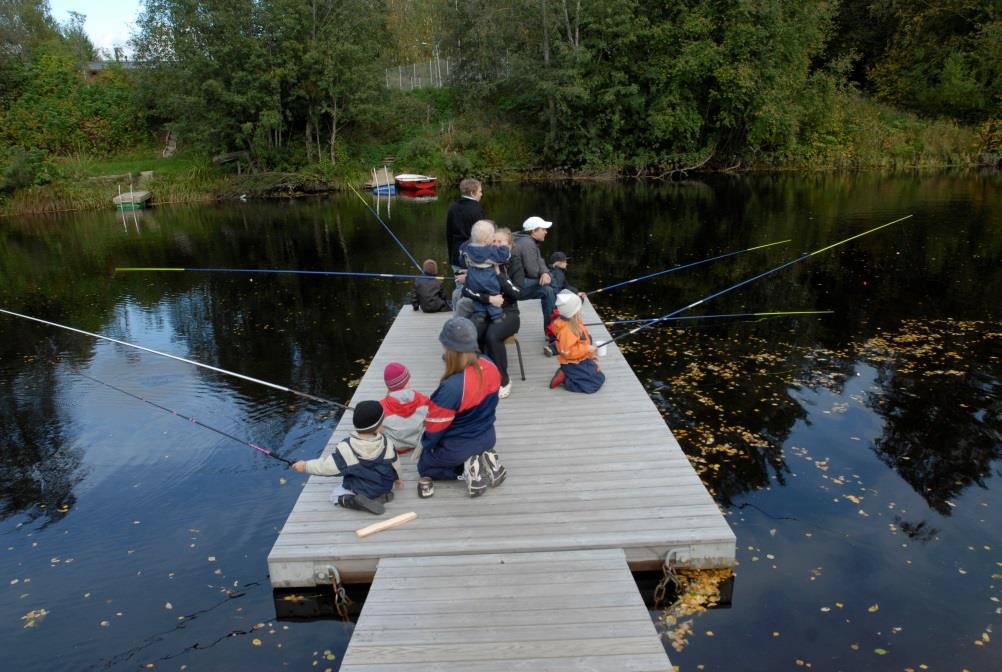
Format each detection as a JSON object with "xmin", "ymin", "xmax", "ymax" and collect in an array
[
  {"xmin": 462, "ymin": 226, "xmax": 523, "ymax": 399},
  {"xmin": 419, "ymin": 317, "xmax": 507, "ymax": 497}
]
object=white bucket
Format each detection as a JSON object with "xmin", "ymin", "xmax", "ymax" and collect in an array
[{"xmin": 597, "ymin": 345, "xmax": 608, "ymax": 357}]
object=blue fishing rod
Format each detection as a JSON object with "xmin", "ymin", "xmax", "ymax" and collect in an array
[
  {"xmin": 347, "ymin": 182, "xmax": 423, "ymax": 272},
  {"xmin": 114, "ymin": 267, "xmax": 447, "ymax": 281},
  {"xmin": 596, "ymin": 214, "xmax": 913, "ymax": 347},
  {"xmin": 585, "ymin": 309, "xmax": 834, "ymax": 327},
  {"xmin": 589, "ymin": 238, "xmax": 791, "ymax": 295}
]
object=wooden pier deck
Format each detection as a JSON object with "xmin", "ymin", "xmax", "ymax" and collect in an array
[
  {"xmin": 269, "ymin": 298, "xmax": 734, "ymax": 585},
  {"xmin": 339, "ymin": 549, "xmax": 673, "ymax": 672}
]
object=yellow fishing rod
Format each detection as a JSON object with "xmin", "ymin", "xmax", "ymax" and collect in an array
[{"xmin": 598, "ymin": 214, "xmax": 913, "ymax": 346}]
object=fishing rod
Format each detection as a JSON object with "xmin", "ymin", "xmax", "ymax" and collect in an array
[
  {"xmin": 596, "ymin": 214, "xmax": 913, "ymax": 347},
  {"xmin": 73, "ymin": 369, "xmax": 293, "ymax": 466},
  {"xmin": 114, "ymin": 267, "xmax": 447, "ymax": 281},
  {"xmin": 586, "ymin": 309, "xmax": 834, "ymax": 327},
  {"xmin": 347, "ymin": 182, "xmax": 423, "ymax": 272},
  {"xmin": 0, "ymin": 308, "xmax": 352, "ymax": 411},
  {"xmin": 589, "ymin": 238, "xmax": 791, "ymax": 296}
]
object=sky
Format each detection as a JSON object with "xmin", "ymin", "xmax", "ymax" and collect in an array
[{"xmin": 49, "ymin": 0, "xmax": 141, "ymax": 56}]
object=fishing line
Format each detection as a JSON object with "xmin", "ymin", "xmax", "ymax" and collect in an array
[
  {"xmin": 589, "ymin": 238, "xmax": 791, "ymax": 295},
  {"xmin": 0, "ymin": 308, "xmax": 352, "ymax": 411},
  {"xmin": 586, "ymin": 310, "xmax": 833, "ymax": 327},
  {"xmin": 73, "ymin": 369, "xmax": 293, "ymax": 465},
  {"xmin": 597, "ymin": 214, "xmax": 913, "ymax": 347},
  {"xmin": 347, "ymin": 182, "xmax": 423, "ymax": 271},
  {"xmin": 114, "ymin": 267, "xmax": 447, "ymax": 281}
]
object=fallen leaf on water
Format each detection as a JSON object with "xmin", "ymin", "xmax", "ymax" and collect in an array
[
  {"xmin": 21, "ymin": 608, "xmax": 48, "ymax": 628},
  {"xmin": 164, "ymin": 602, "xmax": 172, "ymax": 610},
  {"xmin": 251, "ymin": 638, "xmax": 262, "ymax": 647},
  {"xmin": 867, "ymin": 604, "xmax": 879, "ymax": 613}
]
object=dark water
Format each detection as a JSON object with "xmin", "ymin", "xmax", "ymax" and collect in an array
[{"xmin": 1, "ymin": 173, "xmax": 999, "ymax": 671}]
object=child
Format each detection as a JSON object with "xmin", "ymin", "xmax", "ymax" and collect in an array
[
  {"xmin": 379, "ymin": 362, "xmax": 431, "ymax": 453},
  {"xmin": 548, "ymin": 251, "xmax": 581, "ymax": 295},
  {"xmin": 549, "ymin": 291, "xmax": 606, "ymax": 394},
  {"xmin": 291, "ymin": 400, "xmax": 401, "ymax": 514},
  {"xmin": 410, "ymin": 259, "xmax": 451, "ymax": 313},
  {"xmin": 459, "ymin": 221, "xmax": 509, "ymax": 322}
]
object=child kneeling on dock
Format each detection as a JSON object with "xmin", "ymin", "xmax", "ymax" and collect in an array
[
  {"xmin": 379, "ymin": 362, "xmax": 431, "ymax": 453},
  {"xmin": 410, "ymin": 259, "xmax": 451, "ymax": 313},
  {"xmin": 549, "ymin": 291, "xmax": 605, "ymax": 394},
  {"xmin": 292, "ymin": 400, "xmax": 401, "ymax": 515}
]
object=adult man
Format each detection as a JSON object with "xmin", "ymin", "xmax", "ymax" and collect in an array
[
  {"xmin": 511, "ymin": 215, "xmax": 557, "ymax": 352},
  {"xmin": 445, "ymin": 178, "xmax": 484, "ymax": 310},
  {"xmin": 445, "ymin": 178, "xmax": 484, "ymax": 271}
]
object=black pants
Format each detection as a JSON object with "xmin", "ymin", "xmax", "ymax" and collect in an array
[{"xmin": 474, "ymin": 312, "xmax": 520, "ymax": 386}]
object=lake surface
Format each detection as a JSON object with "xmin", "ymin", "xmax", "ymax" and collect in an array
[{"xmin": 1, "ymin": 173, "xmax": 999, "ymax": 671}]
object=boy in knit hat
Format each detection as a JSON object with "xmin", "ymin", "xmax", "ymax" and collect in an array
[
  {"xmin": 379, "ymin": 362, "xmax": 432, "ymax": 453},
  {"xmin": 409, "ymin": 259, "xmax": 451, "ymax": 313},
  {"xmin": 291, "ymin": 400, "xmax": 401, "ymax": 514},
  {"xmin": 549, "ymin": 290, "xmax": 605, "ymax": 394}
]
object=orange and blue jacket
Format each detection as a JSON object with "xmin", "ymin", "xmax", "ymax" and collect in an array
[{"xmin": 552, "ymin": 317, "xmax": 595, "ymax": 365}]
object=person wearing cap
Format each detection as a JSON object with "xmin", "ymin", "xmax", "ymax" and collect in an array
[
  {"xmin": 379, "ymin": 362, "xmax": 432, "ymax": 451},
  {"xmin": 512, "ymin": 215, "xmax": 557, "ymax": 349},
  {"xmin": 548, "ymin": 290, "xmax": 605, "ymax": 394},
  {"xmin": 409, "ymin": 259, "xmax": 451, "ymax": 313},
  {"xmin": 419, "ymin": 317, "xmax": 507, "ymax": 497},
  {"xmin": 292, "ymin": 400, "xmax": 402, "ymax": 515},
  {"xmin": 548, "ymin": 251, "xmax": 584, "ymax": 297}
]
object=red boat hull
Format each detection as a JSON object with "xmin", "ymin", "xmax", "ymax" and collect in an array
[{"xmin": 394, "ymin": 175, "xmax": 438, "ymax": 190}]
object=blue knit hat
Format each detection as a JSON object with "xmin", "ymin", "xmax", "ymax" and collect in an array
[{"xmin": 439, "ymin": 317, "xmax": 478, "ymax": 353}]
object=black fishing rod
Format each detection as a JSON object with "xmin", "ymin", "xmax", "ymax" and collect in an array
[
  {"xmin": 347, "ymin": 182, "xmax": 423, "ymax": 272},
  {"xmin": 0, "ymin": 308, "xmax": 352, "ymax": 411},
  {"xmin": 73, "ymin": 369, "xmax": 293, "ymax": 466},
  {"xmin": 589, "ymin": 238, "xmax": 791, "ymax": 296},
  {"xmin": 596, "ymin": 214, "xmax": 913, "ymax": 347}
]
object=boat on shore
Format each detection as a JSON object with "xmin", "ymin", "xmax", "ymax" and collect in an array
[{"xmin": 394, "ymin": 173, "xmax": 437, "ymax": 190}]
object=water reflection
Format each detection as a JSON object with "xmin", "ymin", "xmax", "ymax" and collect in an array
[{"xmin": 0, "ymin": 172, "xmax": 999, "ymax": 671}]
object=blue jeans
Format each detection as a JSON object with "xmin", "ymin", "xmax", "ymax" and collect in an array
[{"xmin": 521, "ymin": 278, "xmax": 557, "ymax": 333}]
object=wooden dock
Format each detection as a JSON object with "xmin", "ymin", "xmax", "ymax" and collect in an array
[
  {"xmin": 269, "ymin": 298, "xmax": 735, "ymax": 669},
  {"xmin": 340, "ymin": 549, "xmax": 673, "ymax": 672}
]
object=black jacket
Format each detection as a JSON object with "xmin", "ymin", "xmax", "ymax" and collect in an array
[
  {"xmin": 549, "ymin": 266, "xmax": 578, "ymax": 294},
  {"xmin": 463, "ymin": 255, "xmax": 525, "ymax": 315},
  {"xmin": 410, "ymin": 277, "xmax": 451, "ymax": 313},
  {"xmin": 446, "ymin": 197, "xmax": 485, "ymax": 267}
]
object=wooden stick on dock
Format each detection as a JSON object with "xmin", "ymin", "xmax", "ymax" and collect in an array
[{"xmin": 355, "ymin": 512, "xmax": 417, "ymax": 538}]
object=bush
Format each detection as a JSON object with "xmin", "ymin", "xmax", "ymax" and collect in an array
[{"xmin": 0, "ymin": 148, "xmax": 54, "ymax": 193}]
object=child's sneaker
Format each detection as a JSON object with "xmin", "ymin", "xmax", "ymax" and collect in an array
[
  {"xmin": 498, "ymin": 381, "xmax": 512, "ymax": 399},
  {"xmin": 482, "ymin": 449, "xmax": 507, "ymax": 487},
  {"xmin": 338, "ymin": 494, "xmax": 385, "ymax": 515},
  {"xmin": 463, "ymin": 454, "xmax": 488, "ymax": 497},
  {"xmin": 549, "ymin": 368, "xmax": 565, "ymax": 389},
  {"xmin": 542, "ymin": 343, "xmax": 555, "ymax": 357},
  {"xmin": 373, "ymin": 491, "xmax": 395, "ymax": 504}
]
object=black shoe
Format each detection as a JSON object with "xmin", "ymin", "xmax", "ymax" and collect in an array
[
  {"xmin": 373, "ymin": 491, "xmax": 395, "ymax": 504},
  {"xmin": 482, "ymin": 449, "xmax": 507, "ymax": 487},
  {"xmin": 338, "ymin": 494, "xmax": 385, "ymax": 515},
  {"xmin": 463, "ymin": 454, "xmax": 488, "ymax": 497}
]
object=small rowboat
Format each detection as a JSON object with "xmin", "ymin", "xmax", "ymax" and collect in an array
[{"xmin": 394, "ymin": 173, "xmax": 437, "ymax": 190}]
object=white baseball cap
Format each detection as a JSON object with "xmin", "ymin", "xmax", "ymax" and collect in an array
[{"xmin": 522, "ymin": 216, "xmax": 553, "ymax": 231}]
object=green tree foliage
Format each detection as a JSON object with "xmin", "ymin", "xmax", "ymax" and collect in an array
[
  {"xmin": 832, "ymin": 0, "xmax": 1000, "ymax": 123},
  {"xmin": 133, "ymin": 0, "xmax": 385, "ymax": 169},
  {"xmin": 440, "ymin": 0, "xmax": 842, "ymax": 168}
]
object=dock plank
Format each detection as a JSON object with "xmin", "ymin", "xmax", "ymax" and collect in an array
[
  {"xmin": 269, "ymin": 298, "xmax": 735, "ymax": 589},
  {"xmin": 340, "ymin": 549, "xmax": 671, "ymax": 672}
]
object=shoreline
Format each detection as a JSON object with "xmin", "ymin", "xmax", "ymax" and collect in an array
[{"xmin": 2, "ymin": 158, "xmax": 997, "ymax": 219}]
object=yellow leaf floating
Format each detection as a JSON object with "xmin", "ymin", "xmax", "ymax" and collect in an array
[
  {"xmin": 251, "ymin": 638, "xmax": 262, "ymax": 647},
  {"xmin": 867, "ymin": 603, "xmax": 880, "ymax": 613},
  {"xmin": 874, "ymin": 648, "xmax": 888, "ymax": 655}
]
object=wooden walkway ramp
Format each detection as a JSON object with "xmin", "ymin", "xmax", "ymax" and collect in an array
[
  {"xmin": 339, "ymin": 549, "xmax": 673, "ymax": 672},
  {"xmin": 269, "ymin": 298, "xmax": 734, "ymax": 587}
]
